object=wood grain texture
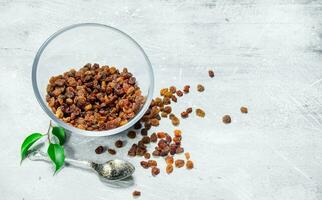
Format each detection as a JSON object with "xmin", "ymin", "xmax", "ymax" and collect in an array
[{"xmin": 1, "ymin": 0, "xmax": 322, "ymax": 199}]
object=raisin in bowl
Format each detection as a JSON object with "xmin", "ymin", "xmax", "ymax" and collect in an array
[{"xmin": 32, "ymin": 23, "xmax": 154, "ymax": 136}]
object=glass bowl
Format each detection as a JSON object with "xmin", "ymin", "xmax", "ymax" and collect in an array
[{"xmin": 32, "ymin": 23, "xmax": 154, "ymax": 137}]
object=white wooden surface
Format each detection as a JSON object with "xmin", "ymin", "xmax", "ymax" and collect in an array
[{"xmin": 1, "ymin": 0, "xmax": 322, "ymax": 199}]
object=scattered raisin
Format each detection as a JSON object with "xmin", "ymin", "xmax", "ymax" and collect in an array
[
  {"xmin": 134, "ymin": 122, "xmax": 142, "ymax": 129},
  {"xmin": 157, "ymin": 132, "xmax": 166, "ymax": 138},
  {"xmin": 140, "ymin": 161, "xmax": 149, "ymax": 169},
  {"xmin": 185, "ymin": 152, "xmax": 190, "ymax": 160},
  {"xmin": 151, "ymin": 167, "xmax": 160, "ymax": 176},
  {"xmin": 171, "ymin": 116, "xmax": 180, "ymax": 126},
  {"xmin": 150, "ymin": 133, "xmax": 158, "ymax": 142},
  {"xmin": 141, "ymin": 136, "xmax": 151, "ymax": 144},
  {"xmin": 161, "ymin": 112, "xmax": 168, "ymax": 118},
  {"xmin": 107, "ymin": 148, "xmax": 116, "ymax": 155},
  {"xmin": 171, "ymin": 95, "xmax": 177, "ymax": 102},
  {"xmin": 152, "ymin": 150, "xmax": 160, "ymax": 157},
  {"xmin": 181, "ymin": 111, "xmax": 188, "ymax": 118},
  {"xmin": 148, "ymin": 160, "xmax": 157, "ymax": 167},
  {"xmin": 186, "ymin": 107, "xmax": 192, "ymax": 114},
  {"xmin": 240, "ymin": 106, "xmax": 248, "ymax": 113},
  {"xmin": 176, "ymin": 147, "xmax": 184, "ymax": 154},
  {"xmin": 150, "ymin": 118, "xmax": 160, "ymax": 126},
  {"xmin": 140, "ymin": 128, "xmax": 148, "ymax": 136},
  {"xmin": 169, "ymin": 86, "xmax": 176, "ymax": 94},
  {"xmin": 132, "ymin": 190, "xmax": 141, "ymax": 197},
  {"xmin": 163, "ymin": 106, "xmax": 172, "ymax": 114},
  {"xmin": 166, "ymin": 164, "xmax": 173, "ymax": 174},
  {"xmin": 197, "ymin": 84, "xmax": 205, "ymax": 92},
  {"xmin": 165, "ymin": 156, "xmax": 174, "ymax": 165},
  {"xmin": 174, "ymin": 129, "xmax": 182, "ymax": 137},
  {"xmin": 196, "ymin": 108, "xmax": 205, "ymax": 118},
  {"xmin": 169, "ymin": 114, "xmax": 175, "ymax": 120},
  {"xmin": 183, "ymin": 85, "xmax": 190, "ymax": 93},
  {"xmin": 176, "ymin": 90, "xmax": 183, "ymax": 97},
  {"xmin": 95, "ymin": 146, "xmax": 105, "ymax": 154},
  {"xmin": 222, "ymin": 115, "xmax": 231, "ymax": 124},
  {"xmin": 186, "ymin": 160, "xmax": 194, "ymax": 169},
  {"xmin": 144, "ymin": 152, "xmax": 151, "ymax": 159},
  {"xmin": 127, "ymin": 130, "xmax": 136, "ymax": 139},
  {"xmin": 208, "ymin": 70, "xmax": 215, "ymax": 78},
  {"xmin": 175, "ymin": 159, "xmax": 185, "ymax": 168},
  {"xmin": 115, "ymin": 140, "xmax": 123, "ymax": 148}
]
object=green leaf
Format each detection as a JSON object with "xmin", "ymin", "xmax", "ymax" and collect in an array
[
  {"xmin": 21, "ymin": 133, "xmax": 44, "ymax": 161},
  {"xmin": 52, "ymin": 126, "xmax": 65, "ymax": 145},
  {"xmin": 47, "ymin": 144, "xmax": 65, "ymax": 173}
]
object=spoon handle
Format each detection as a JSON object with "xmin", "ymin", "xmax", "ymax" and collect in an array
[{"xmin": 28, "ymin": 150, "xmax": 92, "ymax": 170}]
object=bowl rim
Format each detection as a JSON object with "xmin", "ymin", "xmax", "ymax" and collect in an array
[{"xmin": 32, "ymin": 23, "xmax": 154, "ymax": 137}]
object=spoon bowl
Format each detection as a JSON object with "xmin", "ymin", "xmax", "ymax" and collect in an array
[{"xmin": 91, "ymin": 159, "xmax": 135, "ymax": 180}]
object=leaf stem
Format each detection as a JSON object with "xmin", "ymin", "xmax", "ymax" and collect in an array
[{"xmin": 47, "ymin": 121, "xmax": 53, "ymax": 143}]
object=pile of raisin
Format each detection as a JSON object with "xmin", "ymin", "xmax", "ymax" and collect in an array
[{"xmin": 46, "ymin": 63, "xmax": 145, "ymax": 131}]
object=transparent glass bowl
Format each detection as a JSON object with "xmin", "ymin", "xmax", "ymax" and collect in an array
[{"xmin": 32, "ymin": 23, "xmax": 154, "ymax": 137}]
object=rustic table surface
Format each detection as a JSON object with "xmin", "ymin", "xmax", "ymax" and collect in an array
[{"xmin": 1, "ymin": 0, "xmax": 322, "ymax": 199}]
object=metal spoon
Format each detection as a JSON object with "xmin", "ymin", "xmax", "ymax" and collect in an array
[{"xmin": 28, "ymin": 150, "xmax": 135, "ymax": 181}]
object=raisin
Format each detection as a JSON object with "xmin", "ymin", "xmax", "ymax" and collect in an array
[
  {"xmin": 181, "ymin": 111, "xmax": 188, "ymax": 118},
  {"xmin": 173, "ymin": 136, "xmax": 181, "ymax": 143},
  {"xmin": 151, "ymin": 167, "xmax": 160, "ymax": 176},
  {"xmin": 132, "ymin": 190, "xmax": 141, "ymax": 197},
  {"xmin": 141, "ymin": 128, "xmax": 148, "ymax": 136},
  {"xmin": 185, "ymin": 152, "xmax": 190, "ymax": 160},
  {"xmin": 150, "ymin": 118, "xmax": 160, "ymax": 126},
  {"xmin": 141, "ymin": 136, "xmax": 151, "ymax": 144},
  {"xmin": 171, "ymin": 95, "xmax": 177, "ymax": 103},
  {"xmin": 161, "ymin": 112, "xmax": 168, "ymax": 118},
  {"xmin": 165, "ymin": 134, "xmax": 172, "ymax": 143},
  {"xmin": 176, "ymin": 147, "xmax": 184, "ymax": 154},
  {"xmin": 186, "ymin": 160, "xmax": 194, "ymax": 169},
  {"xmin": 127, "ymin": 130, "xmax": 136, "ymax": 139},
  {"xmin": 171, "ymin": 116, "xmax": 180, "ymax": 126},
  {"xmin": 160, "ymin": 147, "xmax": 170, "ymax": 157},
  {"xmin": 174, "ymin": 129, "xmax": 182, "ymax": 137},
  {"xmin": 144, "ymin": 152, "xmax": 151, "ymax": 159},
  {"xmin": 128, "ymin": 149, "xmax": 136, "ymax": 157},
  {"xmin": 163, "ymin": 97, "xmax": 171, "ymax": 105},
  {"xmin": 176, "ymin": 90, "xmax": 183, "ymax": 97},
  {"xmin": 152, "ymin": 150, "xmax": 160, "ymax": 157},
  {"xmin": 157, "ymin": 132, "xmax": 166, "ymax": 138},
  {"xmin": 150, "ymin": 133, "xmax": 158, "ymax": 143},
  {"xmin": 240, "ymin": 106, "xmax": 248, "ymax": 113},
  {"xmin": 208, "ymin": 70, "xmax": 215, "ymax": 78},
  {"xmin": 148, "ymin": 160, "xmax": 157, "ymax": 167},
  {"xmin": 222, "ymin": 115, "xmax": 231, "ymax": 124},
  {"xmin": 196, "ymin": 108, "xmax": 205, "ymax": 118},
  {"xmin": 183, "ymin": 85, "xmax": 190, "ymax": 93},
  {"xmin": 165, "ymin": 156, "xmax": 174, "ymax": 165},
  {"xmin": 158, "ymin": 139, "xmax": 168, "ymax": 149},
  {"xmin": 134, "ymin": 122, "xmax": 142, "ymax": 129},
  {"xmin": 169, "ymin": 86, "xmax": 176, "ymax": 94},
  {"xmin": 175, "ymin": 159, "xmax": 185, "ymax": 168},
  {"xmin": 144, "ymin": 121, "xmax": 151, "ymax": 130},
  {"xmin": 95, "ymin": 146, "xmax": 105, "ymax": 154},
  {"xmin": 166, "ymin": 164, "xmax": 173, "ymax": 174},
  {"xmin": 163, "ymin": 106, "xmax": 172, "ymax": 114},
  {"xmin": 115, "ymin": 140, "xmax": 123, "ymax": 148},
  {"xmin": 197, "ymin": 84, "xmax": 205, "ymax": 92},
  {"xmin": 160, "ymin": 88, "xmax": 168, "ymax": 96},
  {"xmin": 186, "ymin": 107, "xmax": 192, "ymax": 114},
  {"xmin": 107, "ymin": 148, "xmax": 116, "ymax": 155},
  {"xmin": 140, "ymin": 161, "xmax": 149, "ymax": 169}
]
